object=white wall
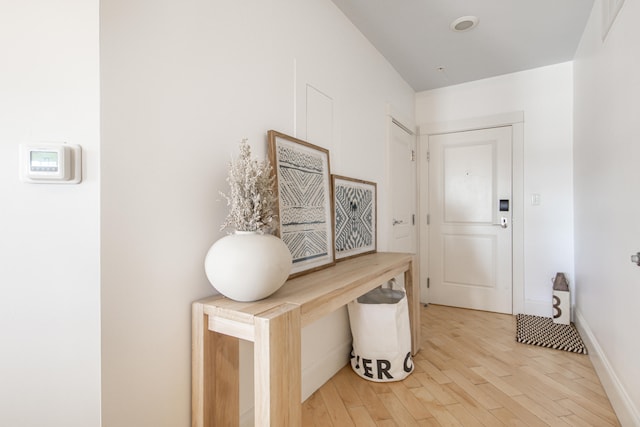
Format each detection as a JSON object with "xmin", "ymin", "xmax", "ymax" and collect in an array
[
  {"xmin": 100, "ymin": 0, "xmax": 414, "ymax": 425},
  {"xmin": 573, "ymin": 0, "xmax": 640, "ymax": 424},
  {"xmin": 0, "ymin": 1, "xmax": 101, "ymax": 427},
  {"xmin": 415, "ymin": 63, "xmax": 575, "ymax": 316}
]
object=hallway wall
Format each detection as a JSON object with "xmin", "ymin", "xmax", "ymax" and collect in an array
[
  {"xmin": 100, "ymin": 0, "xmax": 414, "ymax": 425},
  {"xmin": 0, "ymin": 1, "xmax": 101, "ymax": 426},
  {"xmin": 573, "ymin": 0, "xmax": 640, "ymax": 423}
]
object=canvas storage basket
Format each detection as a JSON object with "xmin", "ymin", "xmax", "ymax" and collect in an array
[{"xmin": 347, "ymin": 279, "xmax": 414, "ymax": 382}]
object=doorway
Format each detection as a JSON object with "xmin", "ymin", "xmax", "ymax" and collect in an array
[
  {"xmin": 418, "ymin": 113, "xmax": 524, "ymax": 314},
  {"xmin": 388, "ymin": 118, "xmax": 417, "ymax": 254},
  {"xmin": 428, "ymin": 126, "xmax": 512, "ymax": 313}
]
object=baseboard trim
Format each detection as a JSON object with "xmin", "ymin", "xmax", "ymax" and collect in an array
[{"xmin": 574, "ymin": 309, "xmax": 640, "ymax": 426}]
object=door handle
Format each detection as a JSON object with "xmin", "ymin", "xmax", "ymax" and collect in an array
[
  {"xmin": 392, "ymin": 218, "xmax": 405, "ymax": 226},
  {"xmin": 493, "ymin": 217, "xmax": 508, "ymax": 229}
]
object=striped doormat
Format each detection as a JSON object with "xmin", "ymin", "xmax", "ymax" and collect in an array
[{"xmin": 515, "ymin": 314, "xmax": 588, "ymax": 355}]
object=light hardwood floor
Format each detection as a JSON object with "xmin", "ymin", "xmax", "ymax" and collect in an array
[{"xmin": 302, "ymin": 304, "xmax": 620, "ymax": 426}]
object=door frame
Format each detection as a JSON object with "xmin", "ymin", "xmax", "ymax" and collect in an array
[{"xmin": 418, "ymin": 111, "xmax": 524, "ymax": 314}]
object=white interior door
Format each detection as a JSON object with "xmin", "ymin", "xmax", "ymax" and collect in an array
[
  {"xmin": 428, "ymin": 126, "xmax": 513, "ymax": 314},
  {"xmin": 388, "ymin": 120, "xmax": 416, "ymax": 253}
]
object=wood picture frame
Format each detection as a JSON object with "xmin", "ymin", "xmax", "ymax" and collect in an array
[
  {"xmin": 331, "ymin": 175, "xmax": 377, "ymax": 261},
  {"xmin": 267, "ymin": 130, "xmax": 335, "ymax": 277}
]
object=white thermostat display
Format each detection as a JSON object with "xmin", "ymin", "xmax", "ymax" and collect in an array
[
  {"xmin": 31, "ymin": 150, "xmax": 61, "ymax": 172},
  {"xmin": 20, "ymin": 143, "xmax": 82, "ymax": 184}
]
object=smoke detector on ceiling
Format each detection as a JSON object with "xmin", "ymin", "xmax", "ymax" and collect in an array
[{"xmin": 450, "ymin": 16, "xmax": 479, "ymax": 32}]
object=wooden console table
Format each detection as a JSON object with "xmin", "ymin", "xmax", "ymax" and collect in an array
[{"xmin": 192, "ymin": 252, "xmax": 420, "ymax": 427}]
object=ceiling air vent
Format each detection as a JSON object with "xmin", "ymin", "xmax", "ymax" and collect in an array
[{"xmin": 450, "ymin": 16, "xmax": 479, "ymax": 32}]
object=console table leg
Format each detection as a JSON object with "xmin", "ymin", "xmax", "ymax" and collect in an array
[
  {"xmin": 192, "ymin": 307, "xmax": 239, "ymax": 427},
  {"xmin": 254, "ymin": 304, "xmax": 301, "ymax": 427},
  {"xmin": 210, "ymin": 331, "xmax": 240, "ymax": 425},
  {"xmin": 405, "ymin": 257, "xmax": 421, "ymax": 355}
]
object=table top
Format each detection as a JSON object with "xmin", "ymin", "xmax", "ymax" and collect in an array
[{"xmin": 194, "ymin": 252, "xmax": 414, "ymax": 328}]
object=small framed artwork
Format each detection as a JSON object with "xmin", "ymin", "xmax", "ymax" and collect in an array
[
  {"xmin": 332, "ymin": 175, "xmax": 377, "ymax": 261},
  {"xmin": 267, "ymin": 130, "xmax": 335, "ymax": 277}
]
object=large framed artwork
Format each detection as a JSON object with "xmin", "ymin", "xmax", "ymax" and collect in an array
[
  {"xmin": 332, "ymin": 175, "xmax": 377, "ymax": 261},
  {"xmin": 267, "ymin": 130, "xmax": 335, "ymax": 277}
]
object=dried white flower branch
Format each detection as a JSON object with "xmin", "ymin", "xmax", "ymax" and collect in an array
[{"xmin": 220, "ymin": 139, "xmax": 277, "ymax": 233}]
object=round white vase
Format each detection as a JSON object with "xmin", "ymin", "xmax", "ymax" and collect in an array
[{"xmin": 204, "ymin": 231, "xmax": 293, "ymax": 302}]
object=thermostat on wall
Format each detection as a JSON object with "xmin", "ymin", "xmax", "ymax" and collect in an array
[{"xmin": 20, "ymin": 143, "xmax": 82, "ymax": 184}]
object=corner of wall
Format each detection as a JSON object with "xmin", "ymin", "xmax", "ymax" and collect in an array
[
  {"xmin": 524, "ymin": 299, "xmax": 552, "ymax": 317},
  {"xmin": 574, "ymin": 309, "xmax": 640, "ymax": 426}
]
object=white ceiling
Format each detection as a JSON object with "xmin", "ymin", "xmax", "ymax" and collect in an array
[{"xmin": 330, "ymin": 0, "xmax": 595, "ymax": 91}]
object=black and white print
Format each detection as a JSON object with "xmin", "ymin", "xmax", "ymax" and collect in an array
[
  {"xmin": 332, "ymin": 175, "xmax": 377, "ymax": 261},
  {"xmin": 268, "ymin": 130, "xmax": 334, "ymax": 277}
]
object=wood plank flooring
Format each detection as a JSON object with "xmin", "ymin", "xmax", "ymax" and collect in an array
[{"xmin": 301, "ymin": 304, "xmax": 620, "ymax": 426}]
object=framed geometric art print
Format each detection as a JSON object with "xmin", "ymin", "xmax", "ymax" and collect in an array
[
  {"xmin": 331, "ymin": 175, "xmax": 377, "ymax": 261},
  {"xmin": 267, "ymin": 130, "xmax": 335, "ymax": 277}
]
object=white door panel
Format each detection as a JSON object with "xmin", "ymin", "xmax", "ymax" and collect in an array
[
  {"xmin": 429, "ymin": 126, "xmax": 513, "ymax": 314},
  {"xmin": 443, "ymin": 233, "xmax": 495, "ymax": 287},
  {"xmin": 388, "ymin": 121, "xmax": 416, "ymax": 254},
  {"xmin": 444, "ymin": 142, "xmax": 493, "ymax": 222}
]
